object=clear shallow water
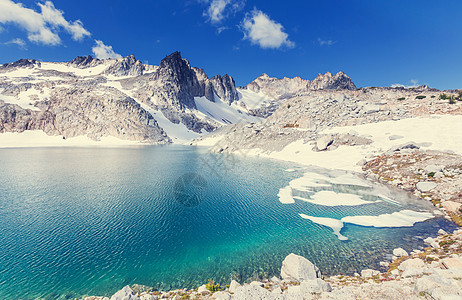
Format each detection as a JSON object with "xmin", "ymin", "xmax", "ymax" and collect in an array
[{"xmin": 0, "ymin": 146, "xmax": 456, "ymax": 299}]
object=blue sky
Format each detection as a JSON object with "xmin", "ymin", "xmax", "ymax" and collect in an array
[{"xmin": 0, "ymin": 0, "xmax": 461, "ymax": 89}]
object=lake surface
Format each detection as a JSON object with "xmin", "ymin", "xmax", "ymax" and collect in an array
[{"xmin": 0, "ymin": 146, "xmax": 456, "ymax": 299}]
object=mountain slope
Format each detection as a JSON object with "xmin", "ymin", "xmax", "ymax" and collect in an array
[{"xmin": 0, "ymin": 52, "xmax": 260, "ymax": 144}]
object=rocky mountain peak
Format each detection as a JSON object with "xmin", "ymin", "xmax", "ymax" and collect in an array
[
  {"xmin": 159, "ymin": 51, "xmax": 192, "ymax": 75},
  {"xmin": 104, "ymin": 54, "xmax": 144, "ymax": 77},
  {"xmin": 310, "ymin": 71, "xmax": 356, "ymax": 91},
  {"xmin": 0, "ymin": 59, "xmax": 41, "ymax": 70},
  {"xmin": 69, "ymin": 55, "xmax": 101, "ymax": 68}
]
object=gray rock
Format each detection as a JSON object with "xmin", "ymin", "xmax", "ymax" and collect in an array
[
  {"xmin": 316, "ymin": 135, "xmax": 334, "ymax": 151},
  {"xmin": 416, "ymin": 181, "xmax": 437, "ymax": 192},
  {"xmin": 361, "ymin": 104, "xmax": 381, "ymax": 114},
  {"xmin": 280, "ymin": 253, "xmax": 322, "ymax": 282},
  {"xmin": 423, "ymin": 237, "xmax": 440, "ymax": 248},
  {"xmin": 300, "ymin": 278, "xmax": 332, "ymax": 293},
  {"xmin": 425, "ymin": 164, "xmax": 443, "ymax": 174},
  {"xmin": 388, "ymin": 134, "xmax": 403, "ymax": 140},
  {"xmin": 231, "ymin": 284, "xmax": 271, "ymax": 300},
  {"xmin": 392, "ymin": 248, "xmax": 409, "ymax": 257},
  {"xmin": 228, "ymin": 280, "xmax": 240, "ymax": 293},
  {"xmin": 197, "ymin": 284, "xmax": 208, "ymax": 294},
  {"xmin": 393, "ymin": 142, "xmax": 420, "ymax": 152},
  {"xmin": 139, "ymin": 295, "xmax": 158, "ymax": 300},
  {"xmin": 110, "ymin": 286, "xmax": 140, "ymax": 300},
  {"xmin": 438, "ymin": 229, "xmax": 448, "ymax": 235},
  {"xmin": 361, "ymin": 269, "xmax": 380, "ymax": 278},
  {"xmin": 212, "ymin": 291, "xmax": 231, "ymax": 300}
]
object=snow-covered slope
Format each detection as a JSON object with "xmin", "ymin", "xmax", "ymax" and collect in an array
[{"xmin": 0, "ymin": 52, "xmax": 265, "ymax": 145}]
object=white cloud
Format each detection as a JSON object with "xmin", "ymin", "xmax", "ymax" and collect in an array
[
  {"xmin": 203, "ymin": 0, "xmax": 245, "ymax": 23},
  {"xmin": 0, "ymin": 0, "xmax": 90, "ymax": 45},
  {"xmin": 391, "ymin": 79, "xmax": 420, "ymax": 88},
  {"xmin": 4, "ymin": 37, "xmax": 26, "ymax": 48},
  {"xmin": 317, "ymin": 38, "xmax": 336, "ymax": 46},
  {"xmin": 38, "ymin": 1, "xmax": 90, "ymax": 41},
  {"xmin": 241, "ymin": 9, "xmax": 294, "ymax": 49},
  {"xmin": 217, "ymin": 26, "xmax": 229, "ymax": 34},
  {"xmin": 92, "ymin": 40, "xmax": 122, "ymax": 59}
]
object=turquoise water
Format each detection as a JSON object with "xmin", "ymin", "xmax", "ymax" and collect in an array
[{"xmin": 0, "ymin": 146, "xmax": 456, "ymax": 299}]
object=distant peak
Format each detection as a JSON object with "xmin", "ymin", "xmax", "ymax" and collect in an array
[
  {"xmin": 69, "ymin": 55, "xmax": 99, "ymax": 68},
  {"xmin": 0, "ymin": 58, "xmax": 41, "ymax": 69},
  {"xmin": 159, "ymin": 51, "xmax": 190, "ymax": 69}
]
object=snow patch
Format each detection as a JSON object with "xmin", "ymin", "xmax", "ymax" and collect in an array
[
  {"xmin": 299, "ymin": 214, "xmax": 347, "ymax": 240},
  {"xmin": 277, "ymin": 186, "xmax": 295, "ymax": 204},
  {"xmin": 342, "ymin": 210, "xmax": 434, "ymax": 228},
  {"xmin": 294, "ymin": 191, "xmax": 374, "ymax": 206}
]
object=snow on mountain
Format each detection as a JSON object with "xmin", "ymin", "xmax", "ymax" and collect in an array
[{"xmin": 0, "ymin": 52, "xmax": 264, "ymax": 145}]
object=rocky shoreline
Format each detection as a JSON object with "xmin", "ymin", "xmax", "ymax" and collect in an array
[
  {"xmin": 79, "ymin": 144, "xmax": 462, "ymax": 300},
  {"xmin": 84, "ymin": 90, "xmax": 462, "ymax": 299},
  {"xmin": 82, "ymin": 228, "xmax": 462, "ymax": 300}
]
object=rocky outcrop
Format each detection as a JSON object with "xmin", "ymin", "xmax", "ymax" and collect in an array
[
  {"xmin": 309, "ymin": 71, "xmax": 356, "ymax": 91},
  {"xmin": 210, "ymin": 74, "xmax": 239, "ymax": 104},
  {"xmin": 0, "ymin": 58, "xmax": 41, "ymax": 70},
  {"xmin": 280, "ymin": 253, "xmax": 322, "ymax": 281},
  {"xmin": 104, "ymin": 54, "xmax": 145, "ymax": 77},
  {"xmin": 69, "ymin": 55, "xmax": 102, "ymax": 68},
  {"xmin": 0, "ymin": 86, "xmax": 170, "ymax": 144},
  {"xmin": 244, "ymin": 71, "xmax": 356, "ymax": 101},
  {"xmin": 0, "ymin": 51, "xmax": 250, "ymax": 142}
]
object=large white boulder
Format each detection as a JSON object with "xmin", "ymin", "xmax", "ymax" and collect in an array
[
  {"xmin": 416, "ymin": 181, "xmax": 437, "ymax": 192},
  {"xmin": 316, "ymin": 135, "xmax": 334, "ymax": 151},
  {"xmin": 392, "ymin": 248, "xmax": 408, "ymax": 257},
  {"xmin": 197, "ymin": 284, "xmax": 208, "ymax": 294},
  {"xmin": 281, "ymin": 253, "xmax": 322, "ymax": 281},
  {"xmin": 110, "ymin": 286, "xmax": 140, "ymax": 300},
  {"xmin": 228, "ymin": 280, "xmax": 240, "ymax": 293}
]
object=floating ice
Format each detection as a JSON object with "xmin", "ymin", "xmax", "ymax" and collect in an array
[
  {"xmin": 289, "ymin": 173, "xmax": 331, "ymax": 191},
  {"xmin": 300, "ymin": 210, "xmax": 434, "ymax": 240},
  {"xmin": 278, "ymin": 186, "xmax": 295, "ymax": 204},
  {"xmin": 294, "ymin": 191, "xmax": 373, "ymax": 206},
  {"xmin": 328, "ymin": 173, "xmax": 372, "ymax": 188},
  {"xmin": 377, "ymin": 194, "xmax": 401, "ymax": 206},
  {"xmin": 299, "ymin": 214, "xmax": 348, "ymax": 240},
  {"xmin": 341, "ymin": 210, "xmax": 434, "ymax": 228}
]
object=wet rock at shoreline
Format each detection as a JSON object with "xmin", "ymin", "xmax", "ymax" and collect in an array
[{"xmin": 280, "ymin": 253, "xmax": 322, "ymax": 281}]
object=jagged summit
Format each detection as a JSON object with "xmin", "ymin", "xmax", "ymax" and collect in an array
[
  {"xmin": 69, "ymin": 55, "xmax": 101, "ymax": 68},
  {"xmin": 104, "ymin": 54, "xmax": 145, "ymax": 76},
  {"xmin": 310, "ymin": 71, "xmax": 356, "ymax": 91},
  {"xmin": 245, "ymin": 71, "xmax": 356, "ymax": 100},
  {"xmin": 0, "ymin": 58, "xmax": 41, "ymax": 69}
]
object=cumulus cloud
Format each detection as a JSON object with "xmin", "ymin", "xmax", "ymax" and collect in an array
[
  {"xmin": 317, "ymin": 37, "xmax": 336, "ymax": 46},
  {"xmin": 203, "ymin": 0, "xmax": 245, "ymax": 23},
  {"xmin": 391, "ymin": 79, "xmax": 419, "ymax": 88},
  {"xmin": 241, "ymin": 9, "xmax": 294, "ymax": 49},
  {"xmin": 0, "ymin": 0, "xmax": 90, "ymax": 45},
  {"xmin": 4, "ymin": 37, "xmax": 26, "ymax": 48},
  {"xmin": 92, "ymin": 40, "xmax": 122, "ymax": 59}
]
